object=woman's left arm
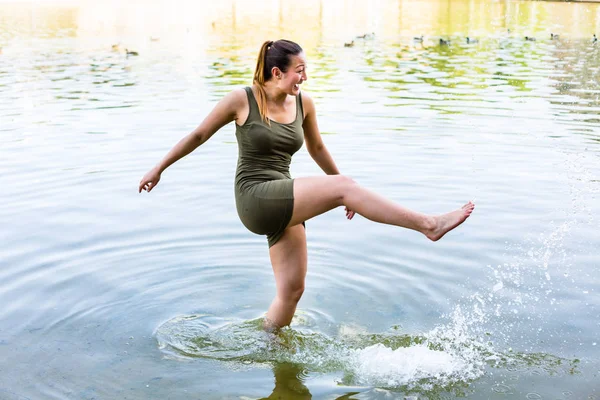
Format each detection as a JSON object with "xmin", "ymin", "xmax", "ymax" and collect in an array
[
  {"xmin": 301, "ymin": 92, "xmax": 340, "ymax": 175},
  {"xmin": 302, "ymin": 92, "xmax": 355, "ymax": 220}
]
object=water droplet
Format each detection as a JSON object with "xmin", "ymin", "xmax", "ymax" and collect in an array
[
  {"xmin": 492, "ymin": 384, "xmax": 512, "ymax": 394},
  {"xmin": 526, "ymin": 393, "xmax": 542, "ymax": 400},
  {"xmin": 530, "ymin": 369, "xmax": 542, "ymax": 375}
]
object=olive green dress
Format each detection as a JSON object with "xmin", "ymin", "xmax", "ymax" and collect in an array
[{"xmin": 234, "ymin": 87, "xmax": 305, "ymax": 247}]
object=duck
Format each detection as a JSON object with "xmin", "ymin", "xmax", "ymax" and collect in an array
[
  {"xmin": 356, "ymin": 32, "xmax": 375, "ymax": 39},
  {"xmin": 466, "ymin": 37, "xmax": 478, "ymax": 44},
  {"xmin": 525, "ymin": 36, "xmax": 536, "ymax": 42},
  {"xmin": 344, "ymin": 40, "xmax": 354, "ymax": 48},
  {"xmin": 551, "ymin": 33, "xmax": 559, "ymax": 40},
  {"xmin": 593, "ymin": 34, "xmax": 598, "ymax": 44},
  {"xmin": 439, "ymin": 38, "xmax": 450, "ymax": 46},
  {"xmin": 126, "ymin": 49, "xmax": 139, "ymax": 56},
  {"xmin": 413, "ymin": 35, "xmax": 424, "ymax": 43}
]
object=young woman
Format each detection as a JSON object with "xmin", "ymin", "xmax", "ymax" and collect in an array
[{"xmin": 139, "ymin": 39, "xmax": 475, "ymax": 330}]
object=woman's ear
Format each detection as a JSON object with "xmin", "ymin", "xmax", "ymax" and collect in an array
[{"xmin": 271, "ymin": 67, "xmax": 282, "ymax": 79}]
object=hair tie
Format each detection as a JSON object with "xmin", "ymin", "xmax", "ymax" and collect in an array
[{"xmin": 267, "ymin": 40, "xmax": 274, "ymax": 50}]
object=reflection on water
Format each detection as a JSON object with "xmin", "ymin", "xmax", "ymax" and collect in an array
[
  {"xmin": 2, "ymin": 0, "xmax": 599, "ymax": 134},
  {"xmin": 260, "ymin": 362, "xmax": 313, "ymax": 400},
  {"xmin": 552, "ymin": 38, "xmax": 600, "ymax": 128},
  {"xmin": 1, "ymin": 1, "xmax": 600, "ymax": 399}
]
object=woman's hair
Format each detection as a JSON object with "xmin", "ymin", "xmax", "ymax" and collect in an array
[{"xmin": 253, "ymin": 39, "xmax": 303, "ymax": 123}]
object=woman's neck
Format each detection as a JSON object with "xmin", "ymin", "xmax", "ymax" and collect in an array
[{"xmin": 260, "ymin": 81, "xmax": 288, "ymax": 106}]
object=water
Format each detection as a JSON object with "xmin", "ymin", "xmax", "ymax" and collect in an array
[{"xmin": 1, "ymin": 0, "xmax": 599, "ymax": 398}]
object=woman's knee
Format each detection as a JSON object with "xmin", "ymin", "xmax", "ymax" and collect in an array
[
  {"xmin": 278, "ymin": 280, "xmax": 305, "ymax": 303},
  {"xmin": 333, "ymin": 174, "xmax": 358, "ymax": 199},
  {"xmin": 337, "ymin": 174, "xmax": 356, "ymax": 185}
]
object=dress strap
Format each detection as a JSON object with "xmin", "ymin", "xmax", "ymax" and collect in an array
[
  {"xmin": 244, "ymin": 86, "xmax": 260, "ymax": 122},
  {"xmin": 297, "ymin": 91, "xmax": 304, "ymax": 123}
]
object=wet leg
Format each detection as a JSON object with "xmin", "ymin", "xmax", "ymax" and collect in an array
[{"xmin": 264, "ymin": 224, "xmax": 307, "ymax": 330}]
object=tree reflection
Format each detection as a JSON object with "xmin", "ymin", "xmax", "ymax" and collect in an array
[{"xmin": 550, "ymin": 38, "xmax": 600, "ymax": 125}]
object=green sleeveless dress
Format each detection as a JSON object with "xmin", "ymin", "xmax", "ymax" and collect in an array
[{"xmin": 234, "ymin": 87, "xmax": 305, "ymax": 247}]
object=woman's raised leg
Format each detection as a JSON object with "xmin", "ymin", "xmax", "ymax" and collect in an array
[
  {"xmin": 288, "ymin": 175, "xmax": 474, "ymax": 241},
  {"xmin": 264, "ymin": 224, "xmax": 308, "ymax": 330}
]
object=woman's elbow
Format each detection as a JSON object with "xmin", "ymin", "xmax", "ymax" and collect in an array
[
  {"xmin": 307, "ymin": 143, "xmax": 324, "ymax": 156},
  {"xmin": 191, "ymin": 128, "xmax": 209, "ymax": 145}
]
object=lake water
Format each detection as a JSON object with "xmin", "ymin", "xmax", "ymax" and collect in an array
[{"xmin": 1, "ymin": 0, "xmax": 599, "ymax": 398}]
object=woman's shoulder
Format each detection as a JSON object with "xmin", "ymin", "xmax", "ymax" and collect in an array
[
  {"xmin": 299, "ymin": 89, "xmax": 316, "ymax": 115},
  {"xmin": 228, "ymin": 87, "xmax": 250, "ymax": 101},
  {"xmin": 218, "ymin": 87, "xmax": 250, "ymax": 109}
]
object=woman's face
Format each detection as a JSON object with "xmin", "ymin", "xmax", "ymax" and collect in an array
[{"xmin": 278, "ymin": 52, "xmax": 307, "ymax": 95}]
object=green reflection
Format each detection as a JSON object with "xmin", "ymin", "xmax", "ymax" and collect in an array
[
  {"xmin": 259, "ymin": 363, "xmax": 312, "ymax": 400},
  {"xmin": 3, "ymin": 0, "xmax": 598, "ymax": 139}
]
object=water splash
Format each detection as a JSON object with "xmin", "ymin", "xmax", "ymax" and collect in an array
[
  {"xmin": 455, "ymin": 145, "xmax": 600, "ymax": 355},
  {"xmin": 155, "ymin": 312, "xmax": 576, "ymax": 392},
  {"xmin": 346, "ymin": 343, "xmax": 466, "ymax": 388}
]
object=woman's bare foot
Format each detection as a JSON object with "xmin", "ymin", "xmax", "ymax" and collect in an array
[{"xmin": 425, "ymin": 201, "xmax": 475, "ymax": 241}]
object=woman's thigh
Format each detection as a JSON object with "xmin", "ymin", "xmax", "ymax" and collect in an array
[{"xmin": 287, "ymin": 175, "xmax": 353, "ymax": 228}]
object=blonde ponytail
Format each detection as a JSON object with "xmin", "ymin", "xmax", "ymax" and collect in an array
[{"xmin": 253, "ymin": 40, "xmax": 273, "ymax": 124}]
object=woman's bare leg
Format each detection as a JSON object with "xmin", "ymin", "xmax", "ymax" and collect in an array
[
  {"xmin": 288, "ymin": 175, "xmax": 474, "ymax": 241},
  {"xmin": 264, "ymin": 224, "xmax": 307, "ymax": 330}
]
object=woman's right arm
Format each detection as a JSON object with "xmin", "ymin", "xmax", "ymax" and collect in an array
[{"xmin": 139, "ymin": 89, "xmax": 246, "ymax": 193}]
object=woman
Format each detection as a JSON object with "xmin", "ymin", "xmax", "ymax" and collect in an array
[{"xmin": 139, "ymin": 39, "xmax": 474, "ymax": 330}]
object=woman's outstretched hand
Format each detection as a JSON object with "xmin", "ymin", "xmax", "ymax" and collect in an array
[
  {"xmin": 139, "ymin": 167, "xmax": 161, "ymax": 193},
  {"xmin": 345, "ymin": 207, "xmax": 355, "ymax": 220}
]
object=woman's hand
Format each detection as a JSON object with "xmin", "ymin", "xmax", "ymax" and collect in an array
[
  {"xmin": 345, "ymin": 207, "xmax": 355, "ymax": 220},
  {"xmin": 139, "ymin": 167, "xmax": 162, "ymax": 193}
]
